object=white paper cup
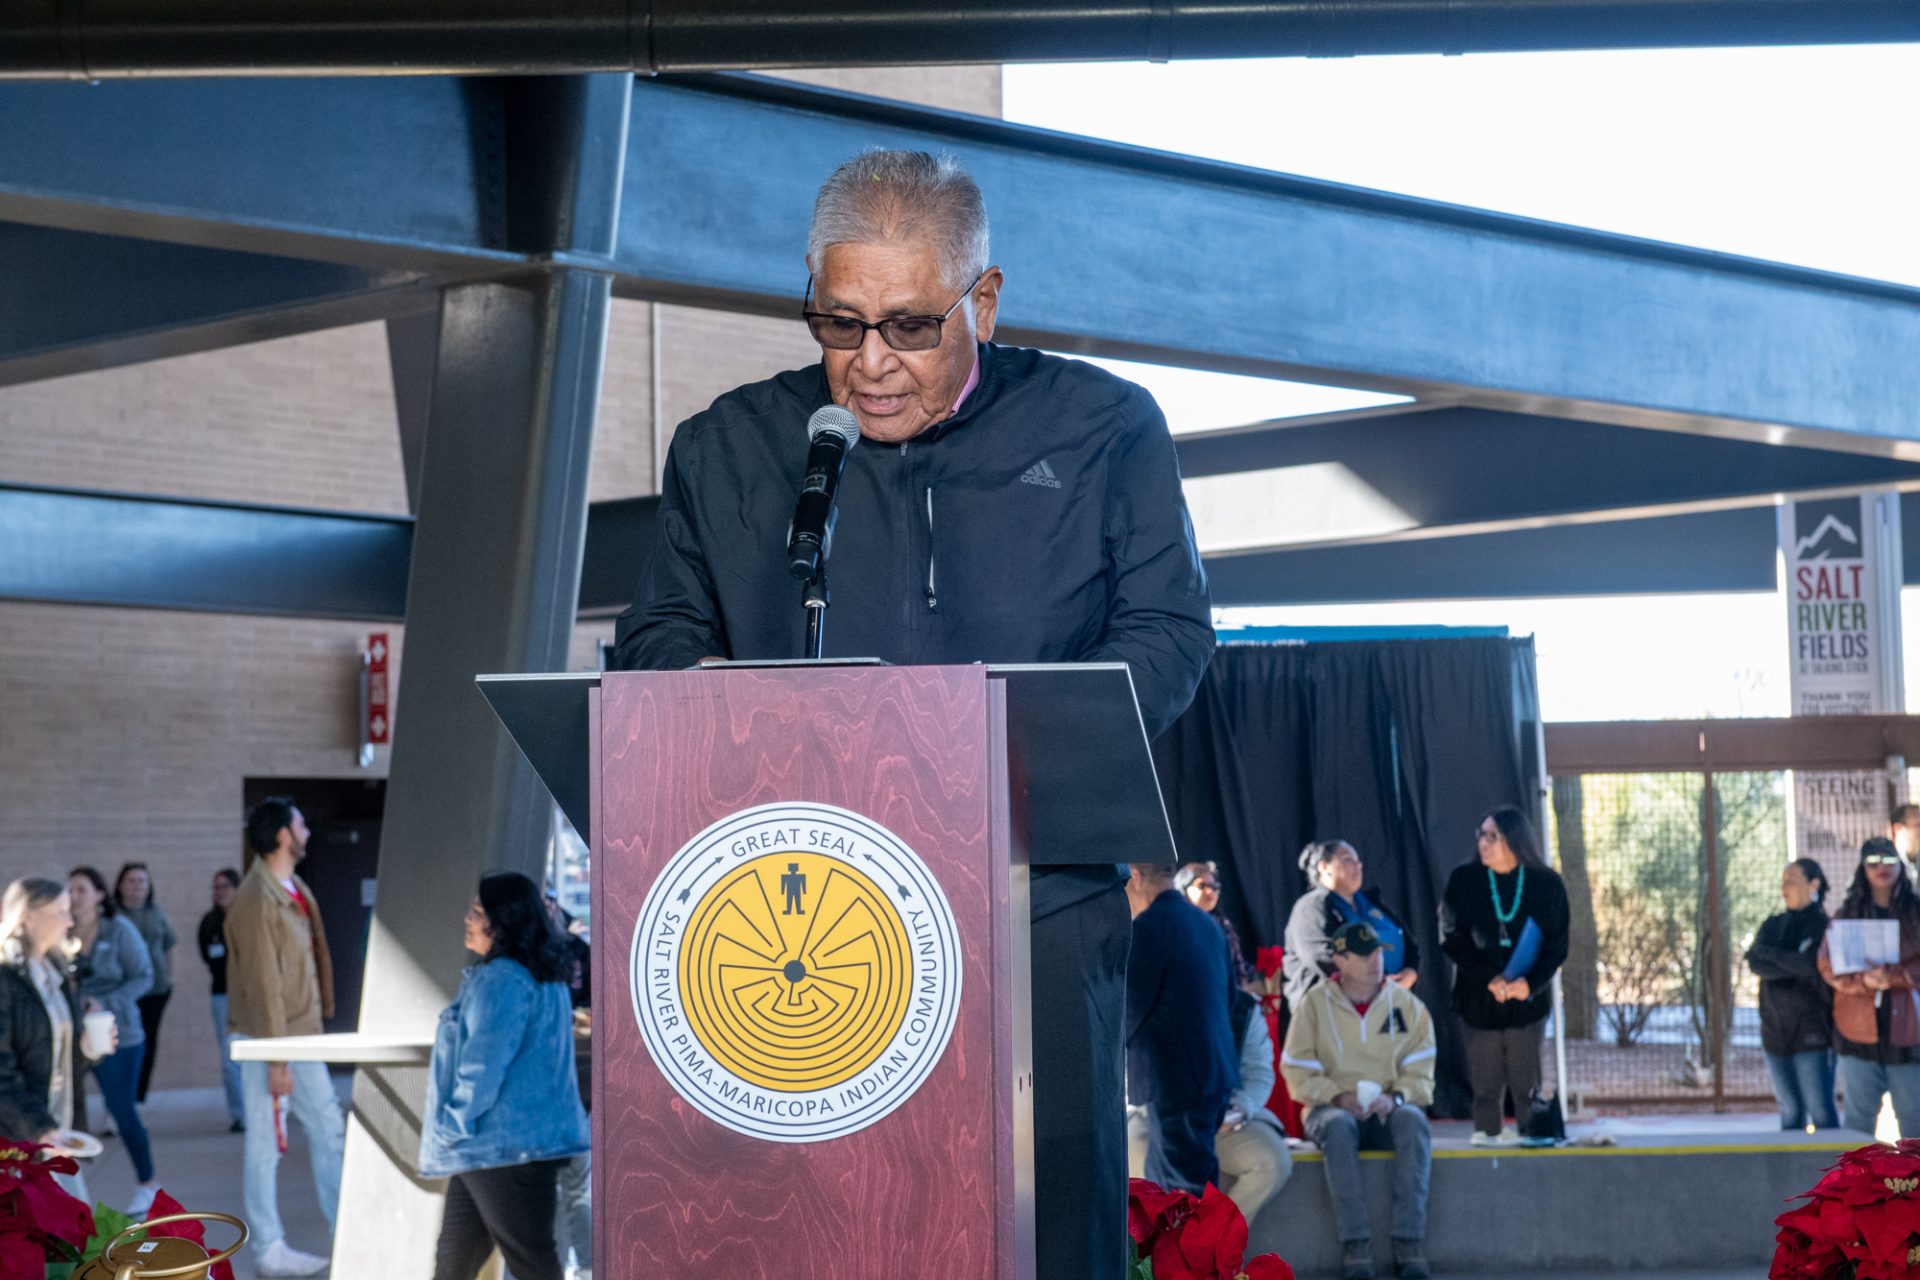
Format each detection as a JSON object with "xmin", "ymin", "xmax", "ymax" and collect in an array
[
  {"xmin": 1355, "ymin": 1080, "xmax": 1382, "ymax": 1110},
  {"xmin": 82, "ymin": 1011, "xmax": 115, "ymax": 1058}
]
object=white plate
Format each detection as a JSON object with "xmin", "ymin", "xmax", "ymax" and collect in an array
[{"xmin": 48, "ymin": 1129, "xmax": 103, "ymax": 1159}]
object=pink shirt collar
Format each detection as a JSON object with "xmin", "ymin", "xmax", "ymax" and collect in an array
[{"xmin": 950, "ymin": 350, "xmax": 982, "ymax": 415}]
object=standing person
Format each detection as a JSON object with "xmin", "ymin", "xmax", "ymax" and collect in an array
[
  {"xmin": 67, "ymin": 864, "xmax": 160, "ymax": 1213},
  {"xmin": 114, "ymin": 862, "xmax": 177, "ymax": 1104},
  {"xmin": 611, "ymin": 149, "xmax": 1213, "ymax": 1278},
  {"xmin": 421, "ymin": 873, "xmax": 590, "ymax": 1280},
  {"xmin": 1891, "ymin": 805, "xmax": 1920, "ymax": 880},
  {"xmin": 198, "ymin": 868, "xmax": 246, "ymax": 1132},
  {"xmin": 1176, "ymin": 861, "xmax": 1255, "ymax": 988},
  {"xmin": 1124, "ymin": 862, "xmax": 1237, "ymax": 1195},
  {"xmin": 1284, "ymin": 840, "xmax": 1421, "ymax": 1010},
  {"xmin": 0, "ymin": 878, "xmax": 112, "ymax": 1202},
  {"xmin": 547, "ymin": 894, "xmax": 593, "ymax": 1280},
  {"xmin": 228, "ymin": 797, "xmax": 346, "ymax": 1277},
  {"xmin": 1438, "ymin": 807, "xmax": 1570, "ymax": 1147},
  {"xmin": 1747, "ymin": 858, "xmax": 1836, "ymax": 1131},
  {"xmin": 1281, "ymin": 922, "xmax": 1436, "ymax": 1280},
  {"xmin": 1819, "ymin": 837, "xmax": 1920, "ymax": 1137}
]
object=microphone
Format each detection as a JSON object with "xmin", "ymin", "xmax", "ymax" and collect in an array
[{"xmin": 787, "ymin": 405, "xmax": 860, "ymax": 582}]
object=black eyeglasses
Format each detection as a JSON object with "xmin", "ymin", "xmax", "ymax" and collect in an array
[
  {"xmin": 1191, "ymin": 880, "xmax": 1221, "ymax": 893},
  {"xmin": 801, "ymin": 272, "xmax": 984, "ymax": 352}
]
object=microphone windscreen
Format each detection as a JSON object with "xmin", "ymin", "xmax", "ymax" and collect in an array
[{"xmin": 807, "ymin": 405, "xmax": 860, "ymax": 448}]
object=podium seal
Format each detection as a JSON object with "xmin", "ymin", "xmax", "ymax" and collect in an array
[{"xmin": 630, "ymin": 801, "xmax": 964, "ymax": 1142}]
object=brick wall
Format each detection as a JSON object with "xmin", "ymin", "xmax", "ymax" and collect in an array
[{"xmin": 0, "ymin": 65, "xmax": 1000, "ymax": 1095}]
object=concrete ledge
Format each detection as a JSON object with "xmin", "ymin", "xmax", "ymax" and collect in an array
[
  {"xmin": 228, "ymin": 1032, "xmax": 431, "ymax": 1065},
  {"xmin": 1253, "ymin": 1127, "xmax": 1863, "ymax": 1276}
]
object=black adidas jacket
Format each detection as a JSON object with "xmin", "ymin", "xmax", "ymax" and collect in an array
[{"xmin": 612, "ymin": 343, "xmax": 1215, "ymax": 908}]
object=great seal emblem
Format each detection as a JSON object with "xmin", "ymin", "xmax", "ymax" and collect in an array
[{"xmin": 630, "ymin": 801, "xmax": 963, "ymax": 1142}]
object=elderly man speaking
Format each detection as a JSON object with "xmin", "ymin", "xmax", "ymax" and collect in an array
[{"xmin": 614, "ymin": 149, "xmax": 1214, "ymax": 1278}]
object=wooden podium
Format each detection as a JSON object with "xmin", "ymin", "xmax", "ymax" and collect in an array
[{"xmin": 482, "ymin": 661, "xmax": 1172, "ymax": 1280}]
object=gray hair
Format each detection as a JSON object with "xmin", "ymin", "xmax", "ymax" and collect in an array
[{"xmin": 807, "ymin": 149, "xmax": 990, "ymax": 293}]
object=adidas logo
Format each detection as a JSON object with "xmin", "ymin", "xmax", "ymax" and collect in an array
[{"xmin": 1019, "ymin": 459, "xmax": 1062, "ymax": 489}]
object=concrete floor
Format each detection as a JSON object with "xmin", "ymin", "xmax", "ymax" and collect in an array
[{"xmin": 78, "ymin": 1084, "xmax": 341, "ymax": 1280}]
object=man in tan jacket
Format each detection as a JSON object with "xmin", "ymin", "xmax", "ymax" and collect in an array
[
  {"xmin": 1281, "ymin": 921, "xmax": 1436, "ymax": 1280},
  {"xmin": 228, "ymin": 797, "xmax": 346, "ymax": 1277}
]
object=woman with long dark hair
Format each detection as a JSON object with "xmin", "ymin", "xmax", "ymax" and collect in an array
[
  {"xmin": 1747, "ymin": 858, "xmax": 1837, "ymax": 1130},
  {"xmin": 419, "ymin": 873, "xmax": 589, "ymax": 1280},
  {"xmin": 1438, "ymin": 806, "xmax": 1570, "ymax": 1147},
  {"xmin": 114, "ymin": 861, "xmax": 178, "ymax": 1104},
  {"xmin": 68, "ymin": 863, "xmax": 161, "ymax": 1213},
  {"xmin": 1282, "ymin": 839, "xmax": 1421, "ymax": 1010},
  {"xmin": 1819, "ymin": 837, "xmax": 1920, "ymax": 1137}
]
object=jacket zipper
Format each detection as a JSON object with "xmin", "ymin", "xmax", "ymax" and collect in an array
[{"xmin": 925, "ymin": 486, "xmax": 937, "ymax": 611}]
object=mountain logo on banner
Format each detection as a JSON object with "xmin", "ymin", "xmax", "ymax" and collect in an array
[
  {"xmin": 1795, "ymin": 499, "xmax": 1863, "ymax": 562},
  {"xmin": 629, "ymin": 801, "xmax": 962, "ymax": 1144}
]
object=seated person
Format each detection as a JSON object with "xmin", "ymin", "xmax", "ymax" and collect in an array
[
  {"xmin": 1283, "ymin": 840, "xmax": 1420, "ymax": 1011},
  {"xmin": 1218, "ymin": 987, "xmax": 1293, "ymax": 1226},
  {"xmin": 1281, "ymin": 922, "xmax": 1436, "ymax": 1280}
]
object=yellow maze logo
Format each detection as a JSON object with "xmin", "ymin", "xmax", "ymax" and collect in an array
[
  {"xmin": 680, "ymin": 852, "xmax": 912, "ymax": 1092},
  {"xmin": 631, "ymin": 802, "xmax": 963, "ymax": 1143}
]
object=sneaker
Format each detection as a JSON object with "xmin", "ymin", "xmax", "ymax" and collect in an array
[
  {"xmin": 1469, "ymin": 1130, "xmax": 1499, "ymax": 1147},
  {"xmin": 1393, "ymin": 1238, "xmax": 1430, "ymax": 1279},
  {"xmin": 1495, "ymin": 1124, "xmax": 1524, "ymax": 1147},
  {"xmin": 1342, "ymin": 1240, "xmax": 1375, "ymax": 1280},
  {"xmin": 257, "ymin": 1239, "xmax": 330, "ymax": 1277},
  {"xmin": 123, "ymin": 1183, "xmax": 158, "ymax": 1218},
  {"xmin": 228, "ymin": 1119, "xmax": 246, "ymax": 1133}
]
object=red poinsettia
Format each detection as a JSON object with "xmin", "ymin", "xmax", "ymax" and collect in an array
[
  {"xmin": 1773, "ymin": 1139, "xmax": 1920, "ymax": 1280},
  {"xmin": 0, "ymin": 1139, "xmax": 94, "ymax": 1247},
  {"xmin": 1254, "ymin": 946, "xmax": 1285, "ymax": 980},
  {"xmin": 1128, "ymin": 1177, "xmax": 1295, "ymax": 1280},
  {"xmin": 142, "ymin": 1188, "xmax": 237, "ymax": 1280}
]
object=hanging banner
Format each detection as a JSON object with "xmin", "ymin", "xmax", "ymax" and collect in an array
[{"xmin": 1781, "ymin": 493, "xmax": 1905, "ymax": 884}]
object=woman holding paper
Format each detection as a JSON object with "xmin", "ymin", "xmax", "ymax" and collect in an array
[
  {"xmin": 1819, "ymin": 838, "xmax": 1920, "ymax": 1137},
  {"xmin": 1440, "ymin": 807, "xmax": 1569, "ymax": 1147},
  {"xmin": 1747, "ymin": 859, "xmax": 1836, "ymax": 1130}
]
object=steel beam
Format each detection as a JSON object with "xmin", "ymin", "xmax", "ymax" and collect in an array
[
  {"xmin": 618, "ymin": 74, "xmax": 1920, "ymax": 454},
  {"xmin": 0, "ymin": 77, "xmax": 519, "ymax": 270},
  {"xmin": 1176, "ymin": 405, "xmax": 1920, "ymax": 552},
  {"xmin": 7, "ymin": 70, "xmax": 1920, "ymax": 458},
  {"xmin": 1202, "ymin": 506, "xmax": 1783, "ymax": 605},
  {"xmin": 0, "ymin": 223, "xmax": 435, "ymax": 388},
  {"xmin": 3, "ymin": 1, "xmax": 1919, "ymax": 78},
  {"xmin": 1546, "ymin": 715, "xmax": 1920, "ymax": 775},
  {"xmin": 0, "ymin": 485, "xmax": 411, "ymax": 618}
]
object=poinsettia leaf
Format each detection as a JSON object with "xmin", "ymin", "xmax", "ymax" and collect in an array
[{"xmin": 82, "ymin": 1202, "xmax": 139, "ymax": 1261}]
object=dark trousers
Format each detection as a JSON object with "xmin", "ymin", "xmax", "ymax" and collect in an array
[
  {"xmin": 135, "ymin": 991, "xmax": 170, "ymax": 1102},
  {"xmin": 432, "ymin": 1159, "xmax": 566, "ymax": 1280},
  {"xmin": 1144, "ymin": 1096, "xmax": 1229, "ymax": 1195},
  {"xmin": 1033, "ymin": 882, "xmax": 1132, "ymax": 1280},
  {"xmin": 1466, "ymin": 1022, "xmax": 1543, "ymax": 1136},
  {"xmin": 92, "ymin": 1041, "xmax": 154, "ymax": 1183}
]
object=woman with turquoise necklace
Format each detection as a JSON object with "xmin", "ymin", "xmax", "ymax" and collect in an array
[{"xmin": 1439, "ymin": 806, "xmax": 1569, "ymax": 1147}]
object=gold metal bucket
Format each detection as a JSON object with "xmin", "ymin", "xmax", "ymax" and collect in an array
[{"xmin": 70, "ymin": 1212, "xmax": 248, "ymax": 1280}]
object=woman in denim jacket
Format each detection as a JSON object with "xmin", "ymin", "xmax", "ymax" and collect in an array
[{"xmin": 420, "ymin": 872, "xmax": 589, "ymax": 1280}]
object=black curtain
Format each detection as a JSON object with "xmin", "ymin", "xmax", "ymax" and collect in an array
[{"xmin": 1151, "ymin": 637, "xmax": 1540, "ymax": 1118}]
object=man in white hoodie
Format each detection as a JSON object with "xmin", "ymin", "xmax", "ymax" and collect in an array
[{"xmin": 1281, "ymin": 921, "xmax": 1436, "ymax": 1280}]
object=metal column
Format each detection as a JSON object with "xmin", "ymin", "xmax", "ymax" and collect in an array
[{"xmin": 336, "ymin": 73, "xmax": 629, "ymax": 1278}]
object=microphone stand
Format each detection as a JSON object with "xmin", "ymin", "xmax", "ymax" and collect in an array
[{"xmin": 802, "ymin": 568, "xmax": 829, "ymax": 660}]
